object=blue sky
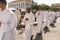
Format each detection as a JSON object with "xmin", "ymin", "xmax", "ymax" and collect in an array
[{"xmin": 7, "ymin": 0, "xmax": 60, "ymax": 6}]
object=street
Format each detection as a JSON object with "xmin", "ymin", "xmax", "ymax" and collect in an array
[{"xmin": 16, "ymin": 18, "xmax": 60, "ymax": 40}]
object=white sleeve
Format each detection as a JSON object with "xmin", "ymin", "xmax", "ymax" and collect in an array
[
  {"xmin": 4, "ymin": 14, "xmax": 17, "ymax": 32},
  {"xmin": 10, "ymin": 14, "xmax": 17, "ymax": 29}
]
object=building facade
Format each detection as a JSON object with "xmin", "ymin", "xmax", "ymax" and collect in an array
[
  {"xmin": 8, "ymin": 0, "xmax": 33, "ymax": 10},
  {"xmin": 51, "ymin": 3, "xmax": 60, "ymax": 9}
]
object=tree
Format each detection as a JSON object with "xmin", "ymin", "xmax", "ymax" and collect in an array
[
  {"xmin": 31, "ymin": 4, "xmax": 59, "ymax": 11},
  {"xmin": 40, "ymin": 4, "xmax": 50, "ymax": 10},
  {"xmin": 49, "ymin": 7, "xmax": 59, "ymax": 11},
  {"xmin": 31, "ymin": 5, "xmax": 39, "ymax": 10}
]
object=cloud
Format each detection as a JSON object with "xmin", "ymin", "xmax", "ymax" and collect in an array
[{"xmin": 34, "ymin": 0, "xmax": 60, "ymax": 6}]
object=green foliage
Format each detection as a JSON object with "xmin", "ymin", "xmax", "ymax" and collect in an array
[
  {"xmin": 49, "ymin": 7, "xmax": 59, "ymax": 11},
  {"xmin": 40, "ymin": 4, "xmax": 50, "ymax": 10},
  {"xmin": 31, "ymin": 4, "xmax": 59, "ymax": 11},
  {"xmin": 31, "ymin": 5, "xmax": 39, "ymax": 10}
]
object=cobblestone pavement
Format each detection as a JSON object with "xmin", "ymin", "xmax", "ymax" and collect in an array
[{"xmin": 16, "ymin": 18, "xmax": 60, "ymax": 40}]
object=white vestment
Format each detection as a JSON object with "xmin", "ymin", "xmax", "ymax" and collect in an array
[
  {"xmin": 56, "ymin": 12, "xmax": 60, "ymax": 18},
  {"xmin": 49, "ymin": 11, "xmax": 55, "ymax": 24},
  {"xmin": 23, "ymin": 12, "xmax": 35, "ymax": 40},
  {"xmin": 43, "ymin": 11, "xmax": 49, "ymax": 27},
  {"xmin": 0, "ymin": 9, "xmax": 17, "ymax": 40},
  {"xmin": 35, "ymin": 11, "xmax": 43, "ymax": 33}
]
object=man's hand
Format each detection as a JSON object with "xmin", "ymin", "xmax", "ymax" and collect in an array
[{"xmin": 25, "ymin": 18, "xmax": 29, "ymax": 21}]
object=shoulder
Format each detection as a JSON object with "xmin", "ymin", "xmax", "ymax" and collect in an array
[
  {"xmin": 7, "ymin": 9, "xmax": 16, "ymax": 16},
  {"xmin": 36, "ymin": 11, "xmax": 40, "ymax": 13},
  {"xmin": 30, "ymin": 12, "xmax": 33, "ymax": 15},
  {"xmin": 30, "ymin": 12, "xmax": 34, "ymax": 17}
]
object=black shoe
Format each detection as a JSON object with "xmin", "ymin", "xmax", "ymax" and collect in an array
[
  {"xmin": 50, "ymin": 23, "xmax": 53, "ymax": 26},
  {"xmin": 31, "ymin": 35, "xmax": 33, "ymax": 40},
  {"xmin": 50, "ymin": 23, "xmax": 56, "ymax": 28},
  {"xmin": 52, "ymin": 25, "xmax": 56, "ymax": 28},
  {"xmin": 43, "ymin": 26, "xmax": 50, "ymax": 33},
  {"xmin": 37, "ymin": 33, "xmax": 42, "ymax": 36},
  {"xmin": 53, "ymin": 20, "xmax": 56, "ymax": 23},
  {"xmin": 34, "ymin": 33, "xmax": 43, "ymax": 40}
]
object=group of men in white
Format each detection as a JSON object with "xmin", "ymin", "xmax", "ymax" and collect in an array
[
  {"xmin": 22, "ymin": 8, "xmax": 60, "ymax": 40},
  {"xmin": 36, "ymin": 10, "xmax": 56, "ymax": 33},
  {"xmin": 0, "ymin": 0, "xmax": 60, "ymax": 40}
]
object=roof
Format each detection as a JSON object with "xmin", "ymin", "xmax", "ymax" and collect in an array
[{"xmin": 8, "ymin": 0, "xmax": 32, "ymax": 4}]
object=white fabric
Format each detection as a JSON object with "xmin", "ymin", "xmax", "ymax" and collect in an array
[
  {"xmin": 43, "ymin": 11, "xmax": 49, "ymax": 27},
  {"xmin": 56, "ymin": 12, "xmax": 60, "ymax": 18},
  {"xmin": 23, "ymin": 12, "xmax": 35, "ymax": 40},
  {"xmin": 35, "ymin": 11, "xmax": 43, "ymax": 33},
  {"xmin": 48, "ymin": 11, "xmax": 55, "ymax": 24},
  {"xmin": 0, "ymin": 9, "xmax": 17, "ymax": 40}
]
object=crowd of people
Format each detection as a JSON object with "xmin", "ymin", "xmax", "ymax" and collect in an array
[
  {"xmin": 20, "ymin": 8, "xmax": 60, "ymax": 40},
  {"xmin": 0, "ymin": 0, "xmax": 60, "ymax": 40}
]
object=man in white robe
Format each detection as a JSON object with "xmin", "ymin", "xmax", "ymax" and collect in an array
[
  {"xmin": 42, "ymin": 10, "xmax": 50, "ymax": 33},
  {"xmin": 0, "ymin": 0, "xmax": 17, "ymax": 40},
  {"xmin": 35, "ymin": 10, "xmax": 43, "ymax": 35},
  {"xmin": 49, "ymin": 11, "xmax": 56, "ymax": 28},
  {"xmin": 23, "ymin": 8, "xmax": 35, "ymax": 40}
]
